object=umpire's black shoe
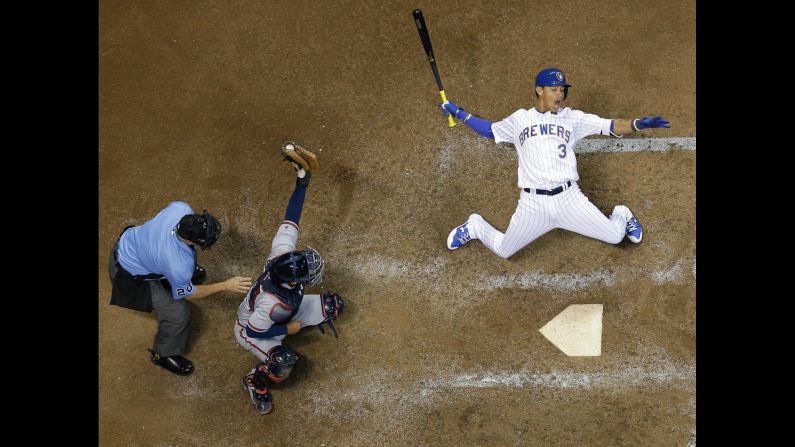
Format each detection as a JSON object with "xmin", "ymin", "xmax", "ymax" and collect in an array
[{"xmin": 148, "ymin": 350, "xmax": 194, "ymax": 376}]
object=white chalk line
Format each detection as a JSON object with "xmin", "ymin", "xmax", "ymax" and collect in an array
[
  {"xmin": 302, "ymin": 353, "xmax": 694, "ymax": 419},
  {"xmin": 650, "ymin": 256, "xmax": 692, "ymax": 285},
  {"xmin": 336, "ymin": 255, "xmax": 447, "ymax": 281},
  {"xmin": 342, "ymin": 255, "xmax": 695, "ymax": 293},
  {"xmin": 574, "ymin": 137, "xmax": 696, "ymax": 153},
  {"xmin": 438, "ymin": 136, "xmax": 696, "ymax": 173},
  {"xmin": 421, "ymin": 361, "xmax": 694, "ymax": 393},
  {"xmin": 476, "ymin": 269, "xmax": 616, "ymax": 293}
]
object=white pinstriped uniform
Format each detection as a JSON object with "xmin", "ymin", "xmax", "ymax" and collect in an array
[{"xmin": 465, "ymin": 107, "xmax": 633, "ymax": 258}]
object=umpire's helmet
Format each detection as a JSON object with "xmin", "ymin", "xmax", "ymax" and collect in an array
[
  {"xmin": 535, "ymin": 68, "xmax": 572, "ymax": 99},
  {"xmin": 177, "ymin": 210, "xmax": 222, "ymax": 250},
  {"xmin": 264, "ymin": 345, "xmax": 298, "ymax": 382},
  {"xmin": 269, "ymin": 247, "xmax": 324, "ymax": 285}
]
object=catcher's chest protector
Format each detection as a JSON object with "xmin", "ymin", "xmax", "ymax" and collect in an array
[{"xmin": 250, "ymin": 272, "xmax": 304, "ymax": 323}]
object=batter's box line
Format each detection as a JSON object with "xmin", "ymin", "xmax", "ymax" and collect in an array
[{"xmin": 437, "ymin": 136, "xmax": 697, "ymax": 173}]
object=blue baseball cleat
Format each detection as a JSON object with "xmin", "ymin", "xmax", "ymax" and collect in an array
[
  {"xmin": 446, "ymin": 216, "xmax": 475, "ymax": 250},
  {"xmin": 626, "ymin": 214, "xmax": 643, "ymax": 243}
]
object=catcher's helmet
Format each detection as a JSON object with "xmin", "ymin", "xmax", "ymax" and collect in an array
[
  {"xmin": 269, "ymin": 247, "xmax": 324, "ymax": 285},
  {"xmin": 535, "ymin": 68, "xmax": 572, "ymax": 99},
  {"xmin": 177, "ymin": 210, "xmax": 222, "ymax": 250},
  {"xmin": 264, "ymin": 345, "xmax": 298, "ymax": 382}
]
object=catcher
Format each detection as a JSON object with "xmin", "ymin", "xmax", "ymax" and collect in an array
[{"xmin": 234, "ymin": 141, "xmax": 346, "ymax": 415}]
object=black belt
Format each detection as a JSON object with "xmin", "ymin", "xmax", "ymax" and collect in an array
[{"xmin": 523, "ymin": 181, "xmax": 572, "ymax": 196}]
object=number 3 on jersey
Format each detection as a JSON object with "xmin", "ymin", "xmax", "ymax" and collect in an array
[{"xmin": 558, "ymin": 143, "xmax": 567, "ymax": 158}]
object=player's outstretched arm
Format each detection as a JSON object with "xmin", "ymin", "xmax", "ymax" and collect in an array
[
  {"xmin": 284, "ymin": 171, "xmax": 311, "ymax": 227},
  {"xmin": 610, "ymin": 116, "xmax": 670, "ymax": 136},
  {"xmin": 440, "ymin": 100, "xmax": 495, "ymax": 140},
  {"xmin": 188, "ymin": 276, "xmax": 253, "ymax": 301},
  {"xmin": 268, "ymin": 170, "xmax": 312, "ymax": 261}
]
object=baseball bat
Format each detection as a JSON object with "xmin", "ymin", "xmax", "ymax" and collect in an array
[{"xmin": 412, "ymin": 9, "xmax": 456, "ymax": 128}]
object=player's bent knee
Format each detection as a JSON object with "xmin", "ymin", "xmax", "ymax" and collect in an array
[
  {"xmin": 496, "ymin": 248, "xmax": 516, "ymax": 259},
  {"xmin": 262, "ymin": 345, "xmax": 298, "ymax": 383},
  {"xmin": 321, "ymin": 292, "xmax": 345, "ymax": 320},
  {"xmin": 607, "ymin": 232, "xmax": 625, "ymax": 245}
]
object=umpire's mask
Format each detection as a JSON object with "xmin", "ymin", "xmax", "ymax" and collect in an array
[{"xmin": 177, "ymin": 210, "xmax": 222, "ymax": 250}]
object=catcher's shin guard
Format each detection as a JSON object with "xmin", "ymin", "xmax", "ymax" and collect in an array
[{"xmin": 317, "ymin": 292, "xmax": 345, "ymax": 338}]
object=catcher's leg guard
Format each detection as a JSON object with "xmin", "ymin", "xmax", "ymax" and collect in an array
[{"xmin": 318, "ymin": 292, "xmax": 345, "ymax": 338}]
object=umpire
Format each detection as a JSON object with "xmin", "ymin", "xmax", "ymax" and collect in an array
[{"xmin": 108, "ymin": 201, "xmax": 252, "ymax": 376}]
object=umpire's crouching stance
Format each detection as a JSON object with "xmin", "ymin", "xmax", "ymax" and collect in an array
[{"xmin": 108, "ymin": 201, "xmax": 251, "ymax": 376}]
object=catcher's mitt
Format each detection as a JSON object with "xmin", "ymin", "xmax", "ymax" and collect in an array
[{"xmin": 281, "ymin": 141, "xmax": 319, "ymax": 172}]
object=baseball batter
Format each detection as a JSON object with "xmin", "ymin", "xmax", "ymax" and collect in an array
[
  {"xmin": 234, "ymin": 142, "xmax": 345, "ymax": 415},
  {"xmin": 441, "ymin": 68, "xmax": 670, "ymax": 258}
]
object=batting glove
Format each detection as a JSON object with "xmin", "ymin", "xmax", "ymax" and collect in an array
[
  {"xmin": 633, "ymin": 116, "xmax": 670, "ymax": 130},
  {"xmin": 439, "ymin": 100, "xmax": 464, "ymax": 119}
]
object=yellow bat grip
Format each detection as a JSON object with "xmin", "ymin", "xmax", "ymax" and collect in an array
[{"xmin": 439, "ymin": 90, "xmax": 456, "ymax": 128}]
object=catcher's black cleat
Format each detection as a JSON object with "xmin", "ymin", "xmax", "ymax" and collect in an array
[
  {"xmin": 242, "ymin": 372, "xmax": 274, "ymax": 415},
  {"xmin": 149, "ymin": 350, "xmax": 194, "ymax": 376}
]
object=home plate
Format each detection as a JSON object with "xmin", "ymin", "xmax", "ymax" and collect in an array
[{"xmin": 539, "ymin": 304, "xmax": 603, "ymax": 356}]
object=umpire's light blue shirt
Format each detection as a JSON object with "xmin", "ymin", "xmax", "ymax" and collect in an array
[{"xmin": 116, "ymin": 201, "xmax": 197, "ymax": 299}]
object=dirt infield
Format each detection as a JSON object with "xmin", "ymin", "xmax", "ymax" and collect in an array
[{"xmin": 99, "ymin": 1, "xmax": 695, "ymax": 446}]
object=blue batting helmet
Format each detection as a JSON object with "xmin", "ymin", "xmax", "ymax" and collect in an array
[{"xmin": 535, "ymin": 68, "xmax": 572, "ymax": 88}]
